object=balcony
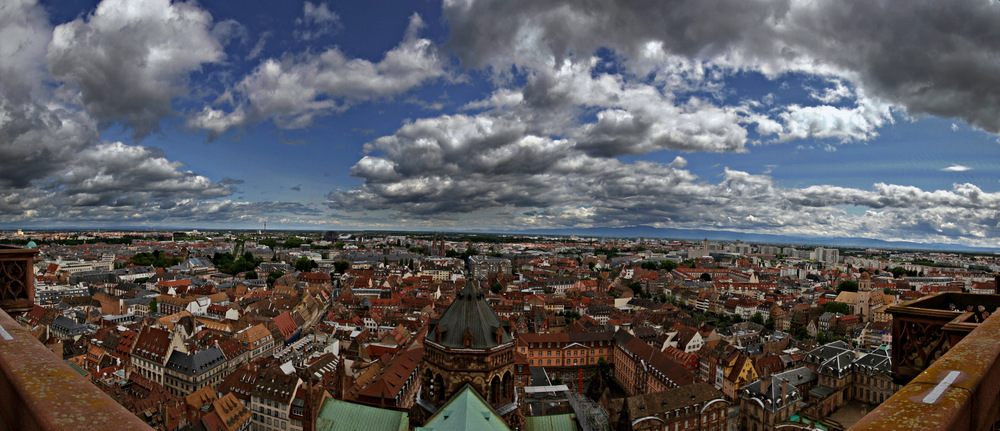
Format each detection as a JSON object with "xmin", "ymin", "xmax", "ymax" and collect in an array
[
  {"xmin": 0, "ymin": 245, "xmax": 38, "ymax": 313},
  {"xmin": 885, "ymin": 292, "xmax": 1000, "ymax": 384},
  {"xmin": 850, "ymin": 293, "xmax": 1000, "ymax": 431},
  {"xmin": 0, "ymin": 245, "xmax": 152, "ymax": 431}
]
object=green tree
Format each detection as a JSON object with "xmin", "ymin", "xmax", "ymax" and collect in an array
[
  {"xmin": 660, "ymin": 260, "xmax": 678, "ymax": 271},
  {"xmin": 823, "ymin": 301, "xmax": 851, "ymax": 315},
  {"xmin": 796, "ymin": 326, "xmax": 809, "ymax": 340},
  {"xmin": 148, "ymin": 298, "xmax": 157, "ymax": 314},
  {"xmin": 267, "ymin": 270, "xmax": 284, "ymax": 287},
  {"xmin": 836, "ymin": 280, "xmax": 859, "ymax": 293},
  {"xmin": 259, "ymin": 238, "xmax": 278, "ymax": 249},
  {"xmin": 294, "ymin": 256, "xmax": 315, "ymax": 272},
  {"xmin": 750, "ymin": 312, "xmax": 764, "ymax": 325},
  {"xmin": 491, "ymin": 282, "xmax": 505, "ymax": 295},
  {"xmin": 764, "ymin": 316, "xmax": 776, "ymax": 331},
  {"xmin": 627, "ymin": 281, "xmax": 642, "ymax": 293},
  {"xmin": 817, "ymin": 331, "xmax": 829, "ymax": 345},
  {"xmin": 564, "ymin": 310, "xmax": 582, "ymax": 323},
  {"xmin": 283, "ymin": 237, "xmax": 305, "ymax": 248},
  {"xmin": 246, "ymin": 270, "xmax": 258, "ymax": 280},
  {"xmin": 889, "ymin": 267, "xmax": 908, "ymax": 278},
  {"xmin": 332, "ymin": 260, "xmax": 351, "ymax": 273}
]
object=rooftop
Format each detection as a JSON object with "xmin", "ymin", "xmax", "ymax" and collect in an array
[{"xmin": 429, "ymin": 280, "xmax": 512, "ymax": 350}]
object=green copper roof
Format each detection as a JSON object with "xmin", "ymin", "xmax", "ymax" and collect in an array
[
  {"xmin": 524, "ymin": 414, "xmax": 578, "ymax": 431},
  {"xmin": 430, "ymin": 279, "xmax": 511, "ymax": 349},
  {"xmin": 417, "ymin": 384, "xmax": 511, "ymax": 431},
  {"xmin": 315, "ymin": 398, "xmax": 408, "ymax": 431}
]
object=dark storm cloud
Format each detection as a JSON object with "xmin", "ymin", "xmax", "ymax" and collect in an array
[{"xmin": 443, "ymin": 0, "xmax": 1000, "ymax": 133}]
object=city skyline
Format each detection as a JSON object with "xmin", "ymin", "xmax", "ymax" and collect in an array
[{"xmin": 4, "ymin": 0, "xmax": 1000, "ymax": 248}]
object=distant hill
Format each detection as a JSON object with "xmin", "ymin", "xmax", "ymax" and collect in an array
[
  {"xmin": 6, "ymin": 224, "xmax": 996, "ymax": 253},
  {"xmin": 506, "ymin": 225, "xmax": 998, "ymax": 253}
]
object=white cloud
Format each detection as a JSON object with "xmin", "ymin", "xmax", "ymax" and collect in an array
[
  {"xmin": 294, "ymin": 2, "xmax": 341, "ymax": 41},
  {"xmin": 808, "ymin": 79, "xmax": 852, "ymax": 104},
  {"xmin": 942, "ymin": 164, "xmax": 972, "ymax": 172},
  {"xmin": 47, "ymin": 0, "xmax": 225, "ymax": 139},
  {"xmin": 0, "ymin": 0, "xmax": 316, "ymax": 226},
  {"xmin": 773, "ymin": 93, "xmax": 893, "ymax": 143},
  {"xmin": 189, "ymin": 13, "xmax": 447, "ymax": 137}
]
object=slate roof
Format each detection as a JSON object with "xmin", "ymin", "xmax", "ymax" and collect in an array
[
  {"xmin": 806, "ymin": 340, "xmax": 855, "ymax": 379},
  {"xmin": 252, "ymin": 368, "xmax": 300, "ymax": 403},
  {"xmin": 429, "ymin": 280, "xmax": 512, "ymax": 349},
  {"xmin": 771, "ymin": 366, "xmax": 817, "ymax": 387},
  {"xmin": 853, "ymin": 346, "xmax": 891, "ymax": 375},
  {"xmin": 165, "ymin": 347, "xmax": 226, "ymax": 376},
  {"xmin": 743, "ymin": 376, "xmax": 800, "ymax": 412}
]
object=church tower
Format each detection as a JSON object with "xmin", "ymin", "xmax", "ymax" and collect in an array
[
  {"xmin": 420, "ymin": 280, "xmax": 519, "ymax": 414},
  {"xmin": 859, "ymin": 271, "xmax": 873, "ymax": 291}
]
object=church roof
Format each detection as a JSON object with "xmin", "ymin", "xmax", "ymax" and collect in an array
[
  {"xmin": 316, "ymin": 398, "xmax": 409, "ymax": 431},
  {"xmin": 430, "ymin": 280, "xmax": 512, "ymax": 350},
  {"xmin": 416, "ymin": 384, "xmax": 510, "ymax": 431}
]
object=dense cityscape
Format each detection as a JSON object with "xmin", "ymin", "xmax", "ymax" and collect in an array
[{"xmin": 2, "ymin": 229, "xmax": 998, "ymax": 430}]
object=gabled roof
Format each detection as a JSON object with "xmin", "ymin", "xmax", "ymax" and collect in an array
[
  {"xmin": 416, "ymin": 384, "xmax": 510, "ymax": 431},
  {"xmin": 186, "ymin": 385, "xmax": 218, "ymax": 410},
  {"xmin": 133, "ymin": 326, "xmax": 172, "ymax": 363},
  {"xmin": 214, "ymin": 392, "xmax": 251, "ymax": 431},
  {"xmin": 273, "ymin": 312, "xmax": 299, "ymax": 340},
  {"xmin": 358, "ymin": 348, "xmax": 423, "ymax": 401}
]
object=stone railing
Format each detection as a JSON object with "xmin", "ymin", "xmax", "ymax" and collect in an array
[
  {"xmin": 886, "ymin": 292, "xmax": 1000, "ymax": 384},
  {"xmin": 0, "ymin": 245, "xmax": 152, "ymax": 430},
  {"xmin": 0, "ymin": 307, "xmax": 153, "ymax": 430},
  {"xmin": 851, "ymin": 300, "xmax": 1000, "ymax": 431}
]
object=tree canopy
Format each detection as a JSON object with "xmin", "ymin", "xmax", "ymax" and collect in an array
[
  {"xmin": 130, "ymin": 251, "xmax": 181, "ymax": 268},
  {"xmin": 836, "ymin": 280, "xmax": 858, "ymax": 293},
  {"xmin": 823, "ymin": 301, "xmax": 851, "ymax": 315},
  {"xmin": 294, "ymin": 256, "xmax": 317, "ymax": 272}
]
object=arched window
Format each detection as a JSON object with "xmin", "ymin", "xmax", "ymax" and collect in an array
[{"xmin": 490, "ymin": 376, "xmax": 501, "ymax": 404}]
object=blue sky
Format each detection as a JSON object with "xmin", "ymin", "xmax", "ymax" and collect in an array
[{"xmin": 3, "ymin": 0, "xmax": 1000, "ymax": 248}]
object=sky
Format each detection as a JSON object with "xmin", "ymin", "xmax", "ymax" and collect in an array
[{"xmin": 2, "ymin": 0, "xmax": 1000, "ymax": 248}]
